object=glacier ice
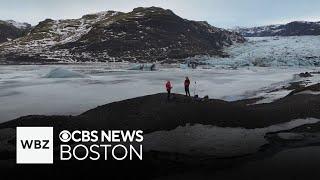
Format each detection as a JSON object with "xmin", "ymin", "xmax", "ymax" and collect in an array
[
  {"xmin": 206, "ymin": 36, "xmax": 320, "ymax": 68},
  {"xmin": 44, "ymin": 67, "xmax": 88, "ymax": 78}
]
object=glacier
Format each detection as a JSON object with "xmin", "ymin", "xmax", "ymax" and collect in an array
[{"xmin": 206, "ymin": 36, "xmax": 320, "ymax": 67}]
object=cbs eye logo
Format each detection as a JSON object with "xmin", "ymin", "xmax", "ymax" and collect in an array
[{"xmin": 59, "ymin": 130, "xmax": 71, "ymax": 142}]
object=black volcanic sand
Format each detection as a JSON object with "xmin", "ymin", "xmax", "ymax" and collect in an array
[
  {"xmin": 1, "ymin": 84, "xmax": 320, "ymax": 179},
  {"xmin": 1, "ymin": 90, "xmax": 320, "ymax": 132}
]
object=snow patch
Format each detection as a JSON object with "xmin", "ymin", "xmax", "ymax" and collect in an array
[
  {"xmin": 295, "ymin": 90, "xmax": 320, "ymax": 95},
  {"xmin": 253, "ymin": 90, "xmax": 291, "ymax": 104},
  {"xmin": 5, "ymin": 20, "xmax": 30, "ymax": 29}
]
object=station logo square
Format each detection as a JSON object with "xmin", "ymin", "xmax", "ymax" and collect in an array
[{"xmin": 16, "ymin": 127, "xmax": 53, "ymax": 164}]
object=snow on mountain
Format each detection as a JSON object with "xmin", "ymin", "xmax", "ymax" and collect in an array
[
  {"xmin": 234, "ymin": 21, "xmax": 320, "ymax": 37},
  {"xmin": 0, "ymin": 7, "xmax": 244, "ymax": 64},
  {"xmin": 0, "ymin": 20, "xmax": 31, "ymax": 43},
  {"xmin": 5, "ymin": 20, "xmax": 31, "ymax": 30},
  {"xmin": 0, "ymin": 10, "xmax": 121, "ymax": 63}
]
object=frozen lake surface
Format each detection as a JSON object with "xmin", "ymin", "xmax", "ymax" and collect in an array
[{"xmin": 0, "ymin": 64, "xmax": 319, "ymax": 123}]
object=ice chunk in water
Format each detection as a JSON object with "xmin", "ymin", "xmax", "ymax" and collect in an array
[{"xmin": 44, "ymin": 67, "xmax": 87, "ymax": 78}]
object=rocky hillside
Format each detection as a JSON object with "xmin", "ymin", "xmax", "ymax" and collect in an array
[
  {"xmin": 235, "ymin": 21, "xmax": 320, "ymax": 37},
  {"xmin": 0, "ymin": 7, "xmax": 245, "ymax": 63},
  {"xmin": 0, "ymin": 20, "xmax": 31, "ymax": 43}
]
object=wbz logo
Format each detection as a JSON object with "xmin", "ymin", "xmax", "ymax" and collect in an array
[{"xmin": 16, "ymin": 127, "xmax": 53, "ymax": 164}]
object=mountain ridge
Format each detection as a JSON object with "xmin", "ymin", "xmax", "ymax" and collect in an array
[
  {"xmin": 234, "ymin": 21, "xmax": 320, "ymax": 37},
  {"xmin": 0, "ymin": 20, "xmax": 31, "ymax": 43},
  {"xmin": 0, "ymin": 7, "xmax": 245, "ymax": 64}
]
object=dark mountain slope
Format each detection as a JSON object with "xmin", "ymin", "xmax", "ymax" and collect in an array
[
  {"xmin": 0, "ymin": 7, "xmax": 244, "ymax": 63},
  {"xmin": 61, "ymin": 7, "xmax": 244, "ymax": 61},
  {"xmin": 0, "ymin": 20, "xmax": 31, "ymax": 43}
]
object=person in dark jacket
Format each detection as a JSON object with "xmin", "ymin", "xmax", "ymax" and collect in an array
[
  {"xmin": 165, "ymin": 81, "xmax": 172, "ymax": 100},
  {"xmin": 184, "ymin": 77, "xmax": 190, "ymax": 96}
]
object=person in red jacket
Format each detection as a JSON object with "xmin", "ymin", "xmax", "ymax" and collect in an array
[
  {"xmin": 184, "ymin": 77, "xmax": 190, "ymax": 96},
  {"xmin": 165, "ymin": 80, "xmax": 172, "ymax": 100}
]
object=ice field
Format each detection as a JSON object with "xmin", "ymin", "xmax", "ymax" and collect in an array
[
  {"xmin": 0, "ymin": 36, "xmax": 320, "ymax": 122},
  {"xmin": 0, "ymin": 64, "xmax": 318, "ymax": 123}
]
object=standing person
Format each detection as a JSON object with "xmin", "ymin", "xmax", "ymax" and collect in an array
[
  {"xmin": 184, "ymin": 77, "xmax": 190, "ymax": 96},
  {"xmin": 165, "ymin": 80, "xmax": 172, "ymax": 100}
]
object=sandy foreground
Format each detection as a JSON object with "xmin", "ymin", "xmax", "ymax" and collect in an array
[{"xmin": 1, "ymin": 82, "xmax": 320, "ymax": 179}]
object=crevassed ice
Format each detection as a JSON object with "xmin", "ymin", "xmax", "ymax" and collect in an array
[{"xmin": 206, "ymin": 36, "xmax": 320, "ymax": 67}]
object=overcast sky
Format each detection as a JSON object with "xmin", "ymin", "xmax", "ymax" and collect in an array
[{"xmin": 0, "ymin": 0, "xmax": 319, "ymax": 28}]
